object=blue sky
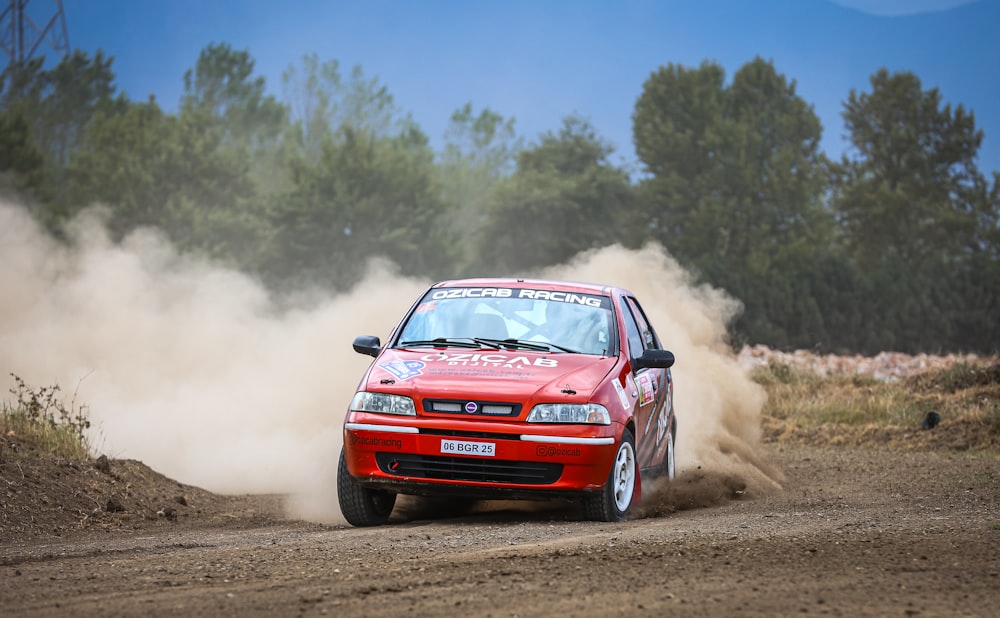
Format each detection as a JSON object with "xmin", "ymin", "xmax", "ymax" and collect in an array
[{"xmin": 52, "ymin": 0, "xmax": 1000, "ymax": 175}]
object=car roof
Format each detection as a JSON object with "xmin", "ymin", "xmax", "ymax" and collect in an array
[{"xmin": 430, "ymin": 277, "xmax": 627, "ymax": 297}]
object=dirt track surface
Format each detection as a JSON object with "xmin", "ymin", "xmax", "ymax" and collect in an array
[{"xmin": 2, "ymin": 443, "xmax": 998, "ymax": 617}]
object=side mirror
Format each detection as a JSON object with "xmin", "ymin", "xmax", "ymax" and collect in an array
[
  {"xmin": 633, "ymin": 349, "xmax": 675, "ymax": 370},
  {"xmin": 352, "ymin": 335, "xmax": 382, "ymax": 358}
]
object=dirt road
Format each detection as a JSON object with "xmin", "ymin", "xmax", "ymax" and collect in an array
[{"xmin": 2, "ymin": 443, "xmax": 998, "ymax": 617}]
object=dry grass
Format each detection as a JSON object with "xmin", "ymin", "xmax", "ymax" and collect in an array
[
  {"xmin": 754, "ymin": 361, "xmax": 1000, "ymax": 452},
  {"xmin": 1, "ymin": 374, "xmax": 91, "ymax": 461}
]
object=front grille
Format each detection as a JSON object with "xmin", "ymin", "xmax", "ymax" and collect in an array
[
  {"xmin": 422, "ymin": 399, "xmax": 521, "ymax": 417},
  {"xmin": 376, "ymin": 452, "xmax": 561, "ymax": 485}
]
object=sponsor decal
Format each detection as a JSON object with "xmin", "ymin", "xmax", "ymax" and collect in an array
[
  {"xmin": 420, "ymin": 352, "xmax": 558, "ymax": 368},
  {"xmin": 426, "ymin": 366, "xmax": 538, "ymax": 379},
  {"xmin": 414, "ymin": 301, "xmax": 438, "ymax": 313},
  {"xmin": 430, "ymin": 287, "xmax": 606, "ymax": 308},
  {"xmin": 380, "ymin": 359, "xmax": 425, "ymax": 381},
  {"xmin": 656, "ymin": 386, "xmax": 673, "ymax": 446},
  {"xmin": 431, "ymin": 288, "xmax": 512, "ymax": 299},
  {"xmin": 535, "ymin": 445, "xmax": 582, "ymax": 457},
  {"xmin": 613, "ymin": 377, "xmax": 630, "ymax": 410},
  {"xmin": 348, "ymin": 433, "xmax": 403, "ymax": 449},
  {"xmin": 637, "ymin": 373, "xmax": 655, "ymax": 406},
  {"xmin": 515, "ymin": 289, "xmax": 603, "ymax": 307}
]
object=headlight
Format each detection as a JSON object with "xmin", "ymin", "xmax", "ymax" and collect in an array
[
  {"xmin": 526, "ymin": 403, "xmax": 610, "ymax": 425},
  {"xmin": 350, "ymin": 391, "xmax": 416, "ymax": 416}
]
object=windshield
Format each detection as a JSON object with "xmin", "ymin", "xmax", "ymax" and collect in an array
[{"xmin": 396, "ymin": 287, "xmax": 615, "ymax": 356}]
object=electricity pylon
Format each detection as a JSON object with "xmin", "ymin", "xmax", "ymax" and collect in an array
[{"xmin": 1, "ymin": 0, "xmax": 69, "ymax": 71}]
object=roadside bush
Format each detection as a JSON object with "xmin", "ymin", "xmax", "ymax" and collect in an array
[{"xmin": 1, "ymin": 373, "xmax": 91, "ymax": 460}]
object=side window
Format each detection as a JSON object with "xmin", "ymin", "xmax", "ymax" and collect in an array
[
  {"xmin": 624, "ymin": 297, "xmax": 661, "ymax": 350},
  {"xmin": 620, "ymin": 301, "xmax": 645, "ymax": 361}
]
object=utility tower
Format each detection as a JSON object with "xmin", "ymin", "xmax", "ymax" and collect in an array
[{"xmin": 1, "ymin": 0, "xmax": 69, "ymax": 71}]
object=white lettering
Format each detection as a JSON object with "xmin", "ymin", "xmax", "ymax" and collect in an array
[
  {"xmin": 429, "ymin": 287, "xmax": 602, "ymax": 307},
  {"xmin": 420, "ymin": 353, "xmax": 559, "ymax": 368},
  {"xmin": 517, "ymin": 289, "xmax": 601, "ymax": 307},
  {"xmin": 431, "ymin": 288, "xmax": 513, "ymax": 300},
  {"xmin": 441, "ymin": 439, "xmax": 496, "ymax": 457}
]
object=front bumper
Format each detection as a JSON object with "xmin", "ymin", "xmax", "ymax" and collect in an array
[{"xmin": 342, "ymin": 412, "xmax": 618, "ymax": 498}]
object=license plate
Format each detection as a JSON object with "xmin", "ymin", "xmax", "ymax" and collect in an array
[{"xmin": 440, "ymin": 439, "xmax": 496, "ymax": 457}]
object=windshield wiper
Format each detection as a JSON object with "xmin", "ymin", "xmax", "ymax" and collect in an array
[
  {"xmin": 398, "ymin": 338, "xmax": 484, "ymax": 349},
  {"xmin": 476, "ymin": 338, "xmax": 581, "ymax": 353},
  {"xmin": 400, "ymin": 337, "xmax": 580, "ymax": 353},
  {"xmin": 536, "ymin": 342, "xmax": 581, "ymax": 353}
]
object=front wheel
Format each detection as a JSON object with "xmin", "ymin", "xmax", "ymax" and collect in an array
[
  {"xmin": 584, "ymin": 428, "xmax": 636, "ymax": 522},
  {"xmin": 337, "ymin": 448, "xmax": 396, "ymax": 527}
]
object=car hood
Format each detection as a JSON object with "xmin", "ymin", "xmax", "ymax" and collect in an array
[{"xmin": 367, "ymin": 348, "xmax": 617, "ymax": 401}]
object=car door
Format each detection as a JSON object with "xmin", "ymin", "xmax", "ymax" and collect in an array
[{"xmin": 620, "ymin": 296, "xmax": 672, "ymax": 470}]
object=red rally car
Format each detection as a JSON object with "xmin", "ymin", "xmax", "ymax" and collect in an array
[{"xmin": 338, "ymin": 278, "xmax": 677, "ymax": 526}]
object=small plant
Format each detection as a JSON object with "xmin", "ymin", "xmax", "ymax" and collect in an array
[{"xmin": 1, "ymin": 373, "xmax": 92, "ymax": 460}]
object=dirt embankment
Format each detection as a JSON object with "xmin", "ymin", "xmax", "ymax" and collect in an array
[{"xmin": 0, "ymin": 445, "xmax": 285, "ymax": 544}]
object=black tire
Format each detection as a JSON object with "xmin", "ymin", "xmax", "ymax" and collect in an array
[
  {"xmin": 584, "ymin": 427, "xmax": 637, "ymax": 522},
  {"xmin": 337, "ymin": 448, "xmax": 396, "ymax": 527}
]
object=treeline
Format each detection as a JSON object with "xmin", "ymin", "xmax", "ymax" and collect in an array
[{"xmin": 1, "ymin": 45, "xmax": 998, "ymax": 355}]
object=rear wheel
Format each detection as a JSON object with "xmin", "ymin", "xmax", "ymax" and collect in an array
[
  {"xmin": 584, "ymin": 428, "xmax": 636, "ymax": 522},
  {"xmin": 665, "ymin": 417, "xmax": 676, "ymax": 480},
  {"xmin": 337, "ymin": 448, "xmax": 396, "ymax": 527}
]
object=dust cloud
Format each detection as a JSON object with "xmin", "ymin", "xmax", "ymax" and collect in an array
[
  {"xmin": 1, "ymin": 202, "xmax": 427, "ymax": 524},
  {"xmin": 541, "ymin": 244, "xmax": 783, "ymax": 510},
  {"xmin": 2, "ymin": 203, "xmax": 777, "ymax": 525}
]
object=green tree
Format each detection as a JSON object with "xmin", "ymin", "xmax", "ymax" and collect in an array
[
  {"xmin": 281, "ymin": 54, "xmax": 341, "ymax": 159},
  {"xmin": 437, "ymin": 102, "xmax": 522, "ymax": 272},
  {"xmin": 68, "ymin": 98, "xmax": 255, "ymax": 257},
  {"xmin": 69, "ymin": 100, "xmax": 177, "ymax": 235},
  {"xmin": 441, "ymin": 102, "xmax": 521, "ymax": 178},
  {"xmin": 724, "ymin": 58, "xmax": 832, "ymax": 270},
  {"xmin": 633, "ymin": 57, "xmax": 832, "ymax": 276},
  {"xmin": 632, "ymin": 58, "xmax": 837, "ymax": 350},
  {"xmin": 632, "ymin": 59, "xmax": 727, "ymax": 263},
  {"xmin": 475, "ymin": 115, "xmax": 635, "ymax": 273},
  {"xmin": 0, "ymin": 111, "xmax": 44, "ymax": 197},
  {"xmin": 265, "ymin": 124, "xmax": 445, "ymax": 290},
  {"xmin": 181, "ymin": 43, "xmax": 286, "ymax": 148},
  {"xmin": 281, "ymin": 55, "xmax": 417, "ymax": 159},
  {"xmin": 264, "ymin": 58, "xmax": 450, "ymax": 289},
  {"xmin": 39, "ymin": 51, "xmax": 122, "ymax": 167},
  {"xmin": 1, "ymin": 51, "xmax": 123, "ymax": 222},
  {"xmin": 182, "ymin": 43, "xmax": 288, "ymax": 197},
  {"xmin": 822, "ymin": 69, "xmax": 1000, "ymax": 354},
  {"xmin": 831, "ymin": 69, "xmax": 998, "ymax": 270}
]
